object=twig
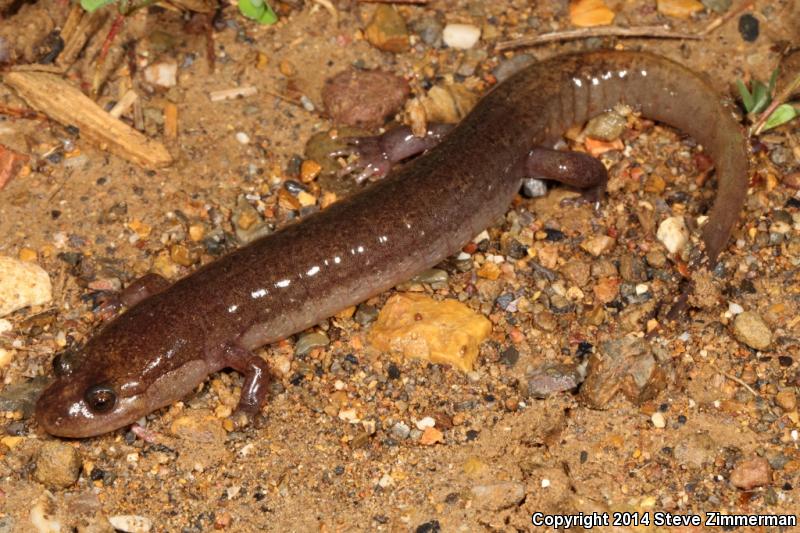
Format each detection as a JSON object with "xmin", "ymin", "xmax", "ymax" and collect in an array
[
  {"xmin": 722, "ymin": 372, "xmax": 759, "ymax": 398},
  {"xmin": 699, "ymin": 0, "xmax": 754, "ymax": 36},
  {"xmin": 0, "ymin": 104, "xmax": 47, "ymax": 120},
  {"xmin": 312, "ymin": 0, "xmax": 339, "ymax": 24},
  {"xmin": 750, "ymin": 72, "xmax": 800, "ymax": 136},
  {"xmin": 496, "ymin": 26, "xmax": 701, "ymax": 51}
]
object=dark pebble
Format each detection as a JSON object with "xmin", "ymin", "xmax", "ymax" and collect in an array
[
  {"xmin": 778, "ymin": 356, "xmax": 793, "ymax": 367},
  {"xmin": 677, "ymin": 415, "xmax": 687, "ymax": 424},
  {"xmin": 415, "ymin": 520, "xmax": 441, "ymax": 533},
  {"xmin": 373, "ymin": 515, "xmax": 389, "ymax": 524},
  {"xmin": 387, "ymin": 363, "xmax": 401, "ymax": 380},
  {"xmin": 738, "ymin": 14, "xmax": 759, "ymax": 42},
  {"xmin": 290, "ymin": 373, "xmax": 305, "ymax": 386},
  {"xmin": 659, "ymin": 403, "xmax": 669, "ymax": 412},
  {"xmin": 334, "ymin": 465, "xmax": 345, "ymax": 475},
  {"xmin": 661, "ymin": 446, "xmax": 673, "ymax": 456},
  {"xmin": 90, "ymin": 467, "xmax": 107, "ymax": 481},
  {"xmin": 46, "ymin": 151, "xmax": 63, "ymax": 164},
  {"xmin": 344, "ymin": 353, "xmax": 358, "ymax": 365},
  {"xmin": 786, "ymin": 198, "xmax": 800, "ymax": 209},
  {"xmin": 576, "ymin": 341, "xmax": 593, "ymax": 359},
  {"xmin": 354, "ymin": 304, "xmax": 379, "ymax": 325},
  {"xmin": 543, "ymin": 228, "xmax": 565, "ymax": 241},
  {"xmin": 57, "ymin": 251, "xmax": 83, "ymax": 266},
  {"xmin": 466, "ymin": 429, "xmax": 479, "ymax": 441},
  {"xmin": 0, "ymin": 377, "xmax": 49, "ymax": 418},
  {"xmin": 507, "ymin": 239, "xmax": 528, "ymax": 259},
  {"xmin": 783, "ymin": 483, "xmax": 793, "ymax": 491},
  {"xmin": 283, "ymin": 179, "xmax": 307, "ymax": 194},
  {"xmin": 580, "ymin": 450, "xmax": 588, "ymax": 463},
  {"xmin": 500, "ymin": 346, "xmax": 519, "ymax": 367},
  {"xmin": 484, "ymin": 394, "xmax": 495, "ymax": 402},
  {"xmin": 495, "ymin": 293, "xmax": 515, "ymax": 310},
  {"xmin": 50, "ymin": 210, "xmax": 61, "ymax": 219},
  {"xmin": 411, "ymin": 17, "xmax": 443, "ymax": 47}
]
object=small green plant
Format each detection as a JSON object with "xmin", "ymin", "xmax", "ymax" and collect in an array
[
  {"xmin": 80, "ymin": 0, "xmax": 278, "ymax": 25},
  {"xmin": 737, "ymin": 68, "xmax": 799, "ymax": 136}
]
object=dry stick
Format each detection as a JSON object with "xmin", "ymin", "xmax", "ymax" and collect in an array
[
  {"xmin": 496, "ymin": 26, "xmax": 701, "ymax": 51},
  {"xmin": 722, "ymin": 372, "xmax": 759, "ymax": 398},
  {"xmin": 700, "ymin": 0, "xmax": 755, "ymax": 36},
  {"xmin": 751, "ymin": 72, "xmax": 800, "ymax": 136}
]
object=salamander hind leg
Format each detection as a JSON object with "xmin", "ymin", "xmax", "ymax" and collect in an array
[
  {"xmin": 217, "ymin": 342, "xmax": 272, "ymax": 429},
  {"xmin": 526, "ymin": 146, "xmax": 608, "ymax": 206}
]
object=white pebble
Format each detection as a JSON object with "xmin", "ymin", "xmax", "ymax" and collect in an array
[
  {"xmin": 236, "ymin": 132, "xmax": 251, "ymax": 144},
  {"xmin": 109, "ymin": 515, "xmax": 153, "ymax": 533},
  {"xmin": 728, "ymin": 302, "xmax": 744, "ymax": 315},
  {"xmin": 143, "ymin": 61, "xmax": 177, "ymax": 87},
  {"xmin": 540, "ymin": 478, "xmax": 551, "ymax": 488},
  {"xmin": 338, "ymin": 408, "xmax": 360, "ymax": 423},
  {"xmin": 0, "ymin": 318, "xmax": 11, "ymax": 334},
  {"xmin": 29, "ymin": 500, "xmax": 61, "ymax": 533},
  {"xmin": 635, "ymin": 283, "xmax": 649, "ymax": 295},
  {"xmin": 0, "ymin": 348, "xmax": 12, "ymax": 368},
  {"xmin": 473, "ymin": 229, "xmax": 490, "ymax": 243},
  {"xmin": 656, "ymin": 216, "xmax": 689, "ymax": 254},
  {"xmin": 378, "ymin": 473, "xmax": 394, "ymax": 488},
  {"xmin": 415, "ymin": 416, "xmax": 436, "ymax": 430},
  {"xmin": 651, "ymin": 412, "xmax": 666, "ymax": 428},
  {"xmin": 443, "ymin": 23, "xmax": 481, "ymax": 49},
  {"xmin": 0, "ymin": 256, "xmax": 52, "ymax": 317}
]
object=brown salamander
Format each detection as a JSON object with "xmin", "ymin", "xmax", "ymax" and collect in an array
[{"xmin": 36, "ymin": 51, "xmax": 749, "ymax": 437}]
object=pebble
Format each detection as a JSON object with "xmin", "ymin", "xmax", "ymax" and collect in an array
[
  {"xmin": 415, "ymin": 416, "xmax": 436, "ymax": 430},
  {"xmin": 580, "ymin": 337, "xmax": 660, "ymax": 408},
  {"xmin": 656, "ymin": 216, "xmax": 689, "ymax": 254},
  {"xmin": 701, "ymin": 0, "xmax": 731, "ymax": 12},
  {"xmin": 470, "ymin": 481, "xmax": 525, "ymax": 510},
  {"xmin": 580, "ymin": 235, "xmax": 615, "ymax": 256},
  {"xmin": 365, "ymin": 4, "xmax": 410, "ymax": 53},
  {"xmin": 34, "ymin": 441, "xmax": 81, "ymax": 488},
  {"xmin": 738, "ymin": 14, "xmax": 759, "ymax": 42},
  {"xmin": 108, "ymin": 515, "xmax": 153, "ymax": 533},
  {"xmin": 583, "ymin": 111, "xmax": 627, "ymax": 141},
  {"xmin": 728, "ymin": 302, "xmax": 744, "ymax": 315},
  {"xmin": 651, "ymin": 412, "xmax": 666, "ymax": 428},
  {"xmin": 442, "ymin": 23, "xmax": 481, "ymax": 49},
  {"xmin": 526, "ymin": 363, "xmax": 583, "ymax": 398},
  {"xmin": 657, "ymin": 0, "xmax": 704, "ymax": 19},
  {"xmin": 733, "ymin": 311, "xmax": 772, "ymax": 351},
  {"xmin": 775, "ymin": 390, "xmax": 797, "ymax": 411},
  {"xmin": 143, "ymin": 61, "xmax": 177, "ymax": 87},
  {"xmin": 391, "ymin": 421, "xmax": 410, "ymax": 439},
  {"xmin": 0, "ymin": 318, "xmax": 11, "ymax": 334},
  {"xmin": 730, "ymin": 457, "xmax": 771, "ymax": 489},
  {"xmin": 0, "ymin": 255, "xmax": 52, "ymax": 317},
  {"xmin": 0, "ymin": 376, "xmax": 49, "ymax": 417},
  {"xmin": 674, "ymin": 431, "xmax": 716, "ymax": 467},
  {"xmin": 322, "ymin": 69, "xmax": 409, "ymax": 128},
  {"xmin": 295, "ymin": 331, "xmax": 330, "ymax": 356},
  {"xmin": 235, "ymin": 132, "xmax": 250, "ymax": 144},
  {"xmin": 521, "ymin": 178, "xmax": 547, "ymax": 198},
  {"xmin": 411, "ymin": 17, "xmax": 443, "ymax": 47},
  {"xmin": 419, "ymin": 427, "xmax": 444, "ymax": 445}
]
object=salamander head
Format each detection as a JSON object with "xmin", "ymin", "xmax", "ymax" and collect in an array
[{"xmin": 35, "ymin": 328, "xmax": 211, "ymax": 438}]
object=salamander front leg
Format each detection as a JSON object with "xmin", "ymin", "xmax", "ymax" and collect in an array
[
  {"xmin": 95, "ymin": 273, "xmax": 171, "ymax": 320},
  {"xmin": 526, "ymin": 146, "xmax": 608, "ymax": 206},
  {"xmin": 332, "ymin": 124, "xmax": 454, "ymax": 183},
  {"xmin": 219, "ymin": 342, "xmax": 272, "ymax": 428}
]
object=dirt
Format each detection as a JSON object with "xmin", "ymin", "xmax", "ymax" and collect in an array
[{"xmin": 1, "ymin": 0, "xmax": 800, "ymax": 532}]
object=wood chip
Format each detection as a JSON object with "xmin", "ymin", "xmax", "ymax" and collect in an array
[
  {"xmin": 108, "ymin": 89, "xmax": 139, "ymax": 119},
  {"xmin": 209, "ymin": 86, "xmax": 258, "ymax": 102},
  {"xmin": 164, "ymin": 102, "xmax": 178, "ymax": 139},
  {"xmin": 3, "ymin": 70, "xmax": 172, "ymax": 169}
]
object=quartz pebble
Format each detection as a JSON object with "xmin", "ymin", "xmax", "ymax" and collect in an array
[
  {"xmin": 730, "ymin": 457, "xmax": 771, "ymax": 489},
  {"xmin": 442, "ymin": 23, "xmax": 481, "ymax": 49},
  {"xmin": 0, "ymin": 255, "xmax": 52, "ymax": 317},
  {"xmin": 656, "ymin": 216, "xmax": 689, "ymax": 254},
  {"xmin": 471, "ymin": 482, "xmax": 525, "ymax": 510},
  {"xmin": 108, "ymin": 515, "xmax": 153, "ymax": 533},
  {"xmin": 143, "ymin": 61, "xmax": 177, "ymax": 87},
  {"xmin": 651, "ymin": 412, "xmax": 666, "ymax": 428}
]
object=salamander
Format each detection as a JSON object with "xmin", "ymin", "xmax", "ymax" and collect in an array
[{"xmin": 35, "ymin": 51, "xmax": 749, "ymax": 437}]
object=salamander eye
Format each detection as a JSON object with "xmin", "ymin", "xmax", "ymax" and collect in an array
[{"xmin": 84, "ymin": 384, "xmax": 116, "ymax": 413}]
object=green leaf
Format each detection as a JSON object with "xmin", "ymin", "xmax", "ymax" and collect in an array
[
  {"xmin": 81, "ymin": 0, "xmax": 116, "ymax": 12},
  {"xmin": 751, "ymin": 80, "xmax": 770, "ymax": 114},
  {"xmin": 761, "ymin": 103, "xmax": 798, "ymax": 132},
  {"xmin": 737, "ymin": 80, "xmax": 754, "ymax": 112},
  {"xmin": 238, "ymin": 0, "xmax": 278, "ymax": 24},
  {"xmin": 768, "ymin": 67, "xmax": 779, "ymax": 95}
]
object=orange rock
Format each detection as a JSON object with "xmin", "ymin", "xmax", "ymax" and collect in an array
[
  {"xmin": 570, "ymin": 0, "xmax": 615, "ymax": 27},
  {"xmin": 368, "ymin": 293, "xmax": 492, "ymax": 372},
  {"xmin": 419, "ymin": 427, "xmax": 444, "ymax": 445},
  {"xmin": 657, "ymin": 0, "xmax": 704, "ymax": 18}
]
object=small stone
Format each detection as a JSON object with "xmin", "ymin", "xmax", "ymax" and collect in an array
[
  {"xmin": 300, "ymin": 159, "xmax": 322, "ymax": 182},
  {"xmin": 411, "ymin": 17, "xmax": 443, "ymax": 46},
  {"xmin": 108, "ymin": 515, "xmax": 153, "ymax": 533},
  {"xmin": 35, "ymin": 441, "xmax": 81, "ymax": 488},
  {"xmin": 593, "ymin": 276, "xmax": 620, "ymax": 304},
  {"xmin": 728, "ymin": 302, "xmax": 744, "ymax": 315},
  {"xmin": 775, "ymin": 390, "xmax": 797, "ymax": 411},
  {"xmin": 521, "ymin": 178, "xmax": 547, "ymax": 198},
  {"xmin": 730, "ymin": 457, "xmax": 771, "ymax": 489},
  {"xmin": 354, "ymin": 304, "xmax": 379, "ymax": 325},
  {"xmin": 295, "ymin": 331, "xmax": 330, "ymax": 356},
  {"xmin": 738, "ymin": 14, "xmax": 759, "ymax": 42},
  {"xmin": 674, "ymin": 431, "xmax": 716, "ymax": 467},
  {"xmin": 0, "ymin": 255, "xmax": 52, "ymax": 317},
  {"xmin": 235, "ymin": 132, "xmax": 250, "ymax": 144},
  {"xmin": 278, "ymin": 60, "xmax": 296, "ymax": 77},
  {"xmin": 651, "ymin": 412, "xmax": 666, "ymax": 428},
  {"xmin": 365, "ymin": 5, "xmax": 410, "ymax": 53},
  {"xmin": 657, "ymin": 0, "xmax": 704, "ymax": 19},
  {"xmin": 415, "ymin": 416, "xmax": 435, "ymax": 430},
  {"xmin": 169, "ymin": 244, "xmax": 196, "ymax": 267},
  {"xmin": 471, "ymin": 482, "xmax": 525, "ymax": 510},
  {"xmin": 580, "ymin": 235, "xmax": 615, "ymax": 256},
  {"xmin": 143, "ymin": 61, "xmax": 177, "ymax": 87},
  {"xmin": 569, "ymin": 0, "xmax": 615, "ymax": 27},
  {"xmin": 442, "ymin": 23, "xmax": 481, "ymax": 49},
  {"xmin": 656, "ymin": 216, "xmax": 689, "ymax": 254},
  {"xmin": 645, "ymin": 250, "xmax": 667, "ymax": 268},
  {"xmin": 18, "ymin": 247, "xmax": 37, "ymax": 262},
  {"xmin": 188, "ymin": 224, "xmax": 205, "ymax": 242},
  {"xmin": 733, "ymin": 311, "xmax": 772, "ymax": 351},
  {"xmin": 526, "ymin": 363, "xmax": 583, "ymax": 398},
  {"xmin": 583, "ymin": 111, "xmax": 627, "ymax": 141},
  {"xmin": 391, "ymin": 421, "xmax": 410, "ymax": 439},
  {"xmin": 323, "ymin": 69, "xmax": 409, "ymax": 128},
  {"xmin": 419, "ymin": 427, "xmax": 444, "ymax": 445},
  {"xmin": 561, "ymin": 260, "xmax": 590, "ymax": 286},
  {"xmin": 702, "ymin": 0, "xmax": 731, "ymax": 13}
]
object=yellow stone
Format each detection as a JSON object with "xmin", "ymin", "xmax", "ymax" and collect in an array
[
  {"xmin": 477, "ymin": 261, "xmax": 501, "ymax": 280},
  {"xmin": 128, "ymin": 219, "xmax": 152, "ymax": 238},
  {"xmin": 1, "ymin": 436, "xmax": 23, "ymax": 449},
  {"xmin": 657, "ymin": 0, "xmax": 704, "ymax": 18},
  {"xmin": 188, "ymin": 224, "xmax": 205, "ymax": 242},
  {"xmin": 18, "ymin": 248, "xmax": 37, "ymax": 262},
  {"xmin": 300, "ymin": 159, "xmax": 322, "ymax": 182},
  {"xmin": 570, "ymin": 0, "xmax": 615, "ymax": 27},
  {"xmin": 463, "ymin": 456, "xmax": 486, "ymax": 476},
  {"xmin": 368, "ymin": 293, "xmax": 492, "ymax": 372}
]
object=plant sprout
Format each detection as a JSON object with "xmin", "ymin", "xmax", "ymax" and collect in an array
[
  {"xmin": 737, "ymin": 68, "xmax": 800, "ymax": 136},
  {"xmin": 80, "ymin": 0, "xmax": 278, "ymax": 25}
]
